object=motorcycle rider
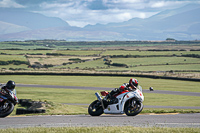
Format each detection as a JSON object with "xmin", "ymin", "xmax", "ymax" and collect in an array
[
  {"xmin": 0, "ymin": 80, "xmax": 16, "ymax": 96},
  {"xmin": 104, "ymin": 78, "xmax": 139, "ymax": 101}
]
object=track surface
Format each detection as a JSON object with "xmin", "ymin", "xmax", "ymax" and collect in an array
[{"xmin": 0, "ymin": 113, "xmax": 200, "ymax": 128}]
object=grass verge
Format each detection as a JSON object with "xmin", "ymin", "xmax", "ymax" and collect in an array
[
  {"xmin": 0, "ymin": 75, "xmax": 200, "ymax": 92},
  {"xmin": 0, "ymin": 126, "xmax": 199, "ymax": 133}
]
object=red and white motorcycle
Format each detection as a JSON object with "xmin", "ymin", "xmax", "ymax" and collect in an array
[{"xmin": 88, "ymin": 86, "xmax": 144, "ymax": 116}]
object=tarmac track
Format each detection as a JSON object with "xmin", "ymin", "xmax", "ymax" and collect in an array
[{"xmin": 0, "ymin": 113, "xmax": 200, "ymax": 128}]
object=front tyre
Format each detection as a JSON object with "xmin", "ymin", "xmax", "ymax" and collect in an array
[
  {"xmin": 124, "ymin": 100, "xmax": 143, "ymax": 116},
  {"xmin": 0, "ymin": 101, "xmax": 14, "ymax": 118},
  {"xmin": 88, "ymin": 100, "xmax": 103, "ymax": 116}
]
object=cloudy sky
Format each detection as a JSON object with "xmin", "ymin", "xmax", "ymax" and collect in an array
[{"xmin": 0, "ymin": 0, "xmax": 199, "ymax": 27}]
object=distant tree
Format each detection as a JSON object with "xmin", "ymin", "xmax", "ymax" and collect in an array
[{"xmin": 166, "ymin": 38, "xmax": 176, "ymax": 42}]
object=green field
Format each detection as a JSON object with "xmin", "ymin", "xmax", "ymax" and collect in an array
[
  {"xmin": 110, "ymin": 57, "xmax": 200, "ymax": 65},
  {"xmin": 0, "ymin": 41, "xmax": 200, "ymax": 76},
  {"xmin": 0, "ymin": 49, "xmax": 200, "ymax": 72},
  {"xmin": 0, "ymin": 55, "xmax": 27, "ymax": 61},
  {"xmin": 102, "ymin": 50, "xmax": 200, "ymax": 56}
]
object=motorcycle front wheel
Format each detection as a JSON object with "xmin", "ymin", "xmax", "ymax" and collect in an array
[
  {"xmin": 124, "ymin": 100, "xmax": 143, "ymax": 116},
  {"xmin": 88, "ymin": 100, "xmax": 103, "ymax": 116},
  {"xmin": 0, "ymin": 101, "xmax": 14, "ymax": 118}
]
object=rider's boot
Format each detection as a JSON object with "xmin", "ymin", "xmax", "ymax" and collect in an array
[{"xmin": 103, "ymin": 94, "xmax": 110, "ymax": 101}]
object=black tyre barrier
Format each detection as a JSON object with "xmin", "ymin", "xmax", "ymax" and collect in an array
[
  {"xmin": 19, "ymin": 99, "xmax": 32, "ymax": 107},
  {"xmin": 16, "ymin": 108, "xmax": 46, "ymax": 115},
  {"xmin": 17, "ymin": 99, "xmax": 46, "ymax": 115}
]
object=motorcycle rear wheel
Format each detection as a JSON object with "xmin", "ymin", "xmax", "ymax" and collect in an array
[
  {"xmin": 124, "ymin": 101, "xmax": 143, "ymax": 116},
  {"xmin": 88, "ymin": 100, "xmax": 103, "ymax": 116},
  {"xmin": 0, "ymin": 101, "xmax": 14, "ymax": 118}
]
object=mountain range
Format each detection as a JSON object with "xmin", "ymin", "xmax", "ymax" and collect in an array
[{"xmin": 0, "ymin": 4, "xmax": 199, "ymax": 41}]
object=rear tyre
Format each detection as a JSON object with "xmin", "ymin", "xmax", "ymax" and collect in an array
[
  {"xmin": 0, "ymin": 101, "xmax": 14, "ymax": 118},
  {"xmin": 124, "ymin": 100, "xmax": 143, "ymax": 116},
  {"xmin": 88, "ymin": 100, "xmax": 103, "ymax": 116}
]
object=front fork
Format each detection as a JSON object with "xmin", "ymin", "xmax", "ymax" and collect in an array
[
  {"xmin": 95, "ymin": 92, "xmax": 105, "ymax": 110},
  {"xmin": 128, "ymin": 99, "xmax": 136, "ymax": 108},
  {"xmin": 0, "ymin": 101, "xmax": 8, "ymax": 110}
]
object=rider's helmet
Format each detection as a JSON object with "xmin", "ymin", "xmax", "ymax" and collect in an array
[
  {"xmin": 129, "ymin": 78, "xmax": 138, "ymax": 89},
  {"xmin": 6, "ymin": 80, "xmax": 15, "ymax": 91}
]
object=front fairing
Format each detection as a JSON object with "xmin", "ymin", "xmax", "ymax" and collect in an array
[
  {"xmin": 2, "ymin": 89, "xmax": 19, "ymax": 104},
  {"xmin": 10, "ymin": 89, "xmax": 18, "ymax": 104},
  {"xmin": 138, "ymin": 85, "xmax": 143, "ymax": 92},
  {"xmin": 118, "ymin": 87, "xmax": 144, "ymax": 107}
]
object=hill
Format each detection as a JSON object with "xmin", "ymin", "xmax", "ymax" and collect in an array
[{"xmin": 0, "ymin": 4, "xmax": 199, "ymax": 41}]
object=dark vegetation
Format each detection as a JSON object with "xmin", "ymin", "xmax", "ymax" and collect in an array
[
  {"xmin": 0, "ymin": 60, "xmax": 29, "ymax": 65},
  {"xmin": 1, "ymin": 39, "xmax": 200, "ymax": 49}
]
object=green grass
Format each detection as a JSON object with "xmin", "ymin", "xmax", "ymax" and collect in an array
[
  {"xmin": 99, "ymin": 64, "xmax": 200, "ymax": 71},
  {"xmin": 0, "ymin": 75, "xmax": 200, "ymax": 92},
  {"xmin": 17, "ymin": 87, "xmax": 96, "ymax": 104},
  {"xmin": 0, "ymin": 55, "xmax": 27, "ymax": 61},
  {"xmin": 0, "ymin": 50, "xmax": 52, "ymax": 55},
  {"xmin": 102, "ymin": 50, "xmax": 200, "ymax": 56},
  {"xmin": 57, "ymin": 56, "xmax": 200, "ymax": 71},
  {"xmin": 11, "ymin": 101, "xmax": 87, "ymax": 116},
  {"xmin": 1, "ymin": 49, "xmax": 200, "ymax": 56},
  {"xmin": 144, "ymin": 93, "xmax": 200, "ymax": 107},
  {"xmin": 55, "ymin": 50, "xmax": 102, "ymax": 56},
  {"xmin": 28, "ymin": 55, "xmax": 99, "ymax": 66},
  {"xmin": 110, "ymin": 57, "xmax": 200, "ymax": 66},
  {"xmin": 59, "ymin": 59, "xmax": 107, "ymax": 69},
  {"xmin": 0, "ymin": 126, "xmax": 199, "ymax": 133},
  {"xmin": 0, "ymin": 49, "xmax": 103, "ymax": 56}
]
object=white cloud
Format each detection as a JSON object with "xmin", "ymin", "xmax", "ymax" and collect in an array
[
  {"xmin": 40, "ymin": 2, "xmax": 75, "ymax": 9},
  {"xmin": 150, "ymin": 1, "xmax": 186, "ymax": 8},
  {"xmin": 0, "ymin": 0, "xmax": 24, "ymax": 8},
  {"xmin": 151, "ymin": 1, "xmax": 166, "ymax": 8},
  {"xmin": 36, "ymin": 1, "xmax": 157, "ymax": 27},
  {"xmin": 30, "ymin": 0, "xmax": 199, "ymax": 27}
]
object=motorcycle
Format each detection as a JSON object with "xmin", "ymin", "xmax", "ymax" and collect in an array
[
  {"xmin": 88, "ymin": 86, "xmax": 144, "ymax": 116},
  {"xmin": 0, "ymin": 84, "xmax": 18, "ymax": 118}
]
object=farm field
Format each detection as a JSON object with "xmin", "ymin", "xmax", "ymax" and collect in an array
[
  {"xmin": 102, "ymin": 50, "xmax": 200, "ymax": 56},
  {"xmin": 0, "ymin": 44, "xmax": 200, "ymax": 79}
]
